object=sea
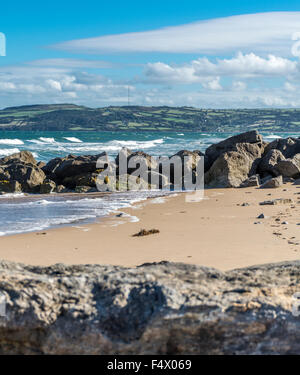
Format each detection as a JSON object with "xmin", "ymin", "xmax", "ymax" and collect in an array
[{"xmin": 0, "ymin": 130, "xmax": 298, "ymax": 236}]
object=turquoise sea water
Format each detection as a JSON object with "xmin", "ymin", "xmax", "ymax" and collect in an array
[
  {"xmin": 0, "ymin": 130, "xmax": 298, "ymax": 236},
  {"xmin": 1, "ymin": 130, "xmax": 299, "ymax": 162}
]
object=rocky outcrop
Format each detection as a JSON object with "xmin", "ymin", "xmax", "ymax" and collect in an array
[
  {"xmin": 4, "ymin": 132, "xmax": 300, "ymax": 193},
  {"xmin": 264, "ymin": 137, "xmax": 300, "ymax": 158},
  {"xmin": 0, "ymin": 260, "xmax": 299, "ymax": 355},
  {"xmin": 0, "ymin": 151, "xmax": 46, "ymax": 193},
  {"xmin": 257, "ymin": 149, "xmax": 286, "ymax": 177},
  {"xmin": 43, "ymin": 153, "xmax": 108, "ymax": 180},
  {"xmin": 204, "ymin": 132, "xmax": 264, "ymax": 188},
  {"xmin": 204, "ymin": 143, "xmax": 263, "ymax": 188},
  {"xmin": 273, "ymin": 154, "xmax": 300, "ymax": 178},
  {"xmin": 205, "ymin": 130, "xmax": 263, "ymax": 170},
  {"xmin": 0, "ymin": 150, "xmax": 37, "ymax": 166}
]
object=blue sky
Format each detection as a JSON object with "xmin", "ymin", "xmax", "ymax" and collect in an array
[{"xmin": 1, "ymin": 1, "xmax": 300, "ymax": 108}]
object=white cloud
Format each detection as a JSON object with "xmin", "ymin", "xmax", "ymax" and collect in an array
[
  {"xmin": 0, "ymin": 65, "xmax": 132, "ymax": 108},
  {"xmin": 284, "ymin": 81, "xmax": 297, "ymax": 91},
  {"xmin": 46, "ymin": 79, "xmax": 62, "ymax": 91},
  {"xmin": 202, "ymin": 78, "xmax": 222, "ymax": 90},
  {"xmin": 144, "ymin": 53, "xmax": 298, "ymax": 84},
  {"xmin": 53, "ymin": 12, "xmax": 300, "ymax": 56},
  {"xmin": 232, "ymin": 81, "xmax": 247, "ymax": 91}
]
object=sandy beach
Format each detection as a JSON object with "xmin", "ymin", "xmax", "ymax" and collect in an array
[{"xmin": 1, "ymin": 184, "xmax": 300, "ymax": 270}]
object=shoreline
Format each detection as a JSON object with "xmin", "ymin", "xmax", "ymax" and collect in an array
[
  {"xmin": 0, "ymin": 184, "xmax": 300, "ymax": 270},
  {"xmin": 0, "ymin": 189, "xmax": 173, "ymax": 237}
]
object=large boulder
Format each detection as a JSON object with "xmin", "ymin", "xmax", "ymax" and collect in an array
[
  {"xmin": 257, "ymin": 149, "xmax": 286, "ymax": 177},
  {"xmin": 0, "ymin": 180, "xmax": 22, "ymax": 194},
  {"xmin": 205, "ymin": 142, "xmax": 262, "ymax": 188},
  {"xmin": 42, "ymin": 155, "xmax": 74, "ymax": 177},
  {"xmin": 260, "ymin": 175, "xmax": 283, "ymax": 189},
  {"xmin": 264, "ymin": 137, "xmax": 300, "ymax": 158},
  {"xmin": 205, "ymin": 130, "xmax": 263, "ymax": 170},
  {"xmin": 273, "ymin": 154, "xmax": 300, "ymax": 178},
  {"xmin": 62, "ymin": 172, "xmax": 99, "ymax": 189},
  {"xmin": 53, "ymin": 153, "xmax": 108, "ymax": 179},
  {"xmin": 40, "ymin": 179, "xmax": 56, "ymax": 194},
  {"xmin": 0, "ymin": 151, "xmax": 37, "ymax": 166},
  {"xmin": 0, "ymin": 151, "xmax": 46, "ymax": 193},
  {"xmin": 3, "ymin": 163, "xmax": 46, "ymax": 193},
  {"xmin": 0, "ymin": 260, "xmax": 299, "ymax": 354},
  {"xmin": 43, "ymin": 153, "xmax": 109, "ymax": 183}
]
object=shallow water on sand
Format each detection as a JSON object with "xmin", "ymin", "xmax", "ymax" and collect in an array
[{"xmin": 0, "ymin": 190, "xmax": 173, "ymax": 236}]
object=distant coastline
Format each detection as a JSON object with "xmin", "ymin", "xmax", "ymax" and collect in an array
[{"xmin": 2, "ymin": 104, "xmax": 300, "ymax": 132}]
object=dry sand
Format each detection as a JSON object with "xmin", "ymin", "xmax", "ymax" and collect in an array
[{"xmin": 1, "ymin": 184, "xmax": 300, "ymax": 270}]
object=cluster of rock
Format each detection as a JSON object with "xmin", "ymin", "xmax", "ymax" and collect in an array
[
  {"xmin": 0, "ymin": 148, "xmax": 204, "ymax": 194},
  {"xmin": 0, "ymin": 151, "xmax": 108, "ymax": 194},
  {"xmin": 205, "ymin": 130, "xmax": 300, "ymax": 188},
  {"xmin": 0, "ymin": 260, "xmax": 299, "ymax": 354},
  {"xmin": 1, "ymin": 130, "xmax": 300, "ymax": 193}
]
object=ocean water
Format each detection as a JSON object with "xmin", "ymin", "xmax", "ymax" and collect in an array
[
  {"xmin": 0, "ymin": 130, "xmax": 298, "ymax": 236},
  {"xmin": 0, "ymin": 130, "xmax": 298, "ymax": 162}
]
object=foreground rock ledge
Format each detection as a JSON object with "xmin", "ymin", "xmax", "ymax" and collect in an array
[{"xmin": 0, "ymin": 260, "xmax": 299, "ymax": 355}]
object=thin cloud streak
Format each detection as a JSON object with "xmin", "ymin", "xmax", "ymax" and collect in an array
[
  {"xmin": 28, "ymin": 58, "xmax": 118, "ymax": 69},
  {"xmin": 52, "ymin": 12, "xmax": 300, "ymax": 56}
]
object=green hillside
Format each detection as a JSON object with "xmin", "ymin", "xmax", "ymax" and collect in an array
[{"xmin": 1, "ymin": 104, "xmax": 300, "ymax": 132}]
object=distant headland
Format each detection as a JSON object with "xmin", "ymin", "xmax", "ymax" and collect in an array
[{"xmin": 1, "ymin": 104, "xmax": 300, "ymax": 132}]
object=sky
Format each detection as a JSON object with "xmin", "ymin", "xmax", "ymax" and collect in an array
[{"xmin": 1, "ymin": 1, "xmax": 300, "ymax": 109}]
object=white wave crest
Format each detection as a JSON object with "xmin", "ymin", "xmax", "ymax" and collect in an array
[
  {"xmin": 39, "ymin": 137, "xmax": 56, "ymax": 143},
  {"xmin": 0, "ymin": 148, "xmax": 20, "ymax": 156},
  {"xmin": 0, "ymin": 139, "xmax": 24, "ymax": 145},
  {"xmin": 63, "ymin": 137, "xmax": 83, "ymax": 143},
  {"xmin": 263, "ymin": 134, "xmax": 282, "ymax": 139}
]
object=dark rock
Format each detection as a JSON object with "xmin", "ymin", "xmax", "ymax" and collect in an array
[
  {"xmin": 273, "ymin": 154, "xmax": 300, "ymax": 178},
  {"xmin": 264, "ymin": 137, "xmax": 300, "ymax": 158},
  {"xmin": 260, "ymin": 175, "xmax": 283, "ymax": 189},
  {"xmin": 259, "ymin": 198, "xmax": 293, "ymax": 205},
  {"xmin": 240, "ymin": 174, "xmax": 260, "ymax": 187},
  {"xmin": 43, "ymin": 153, "xmax": 109, "ymax": 182},
  {"xmin": 54, "ymin": 153, "xmax": 108, "ymax": 179},
  {"xmin": 4, "ymin": 163, "xmax": 46, "ymax": 192},
  {"xmin": 257, "ymin": 149, "xmax": 285, "ymax": 177},
  {"xmin": 62, "ymin": 172, "xmax": 99, "ymax": 189},
  {"xmin": 42, "ymin": 155, "xmax": 74, "ymax": 177},
  {"xmin": 0, "ymin": 260, "xmax": 299, "ymax": 354},
  {"xmin": 0, "ymin": 180, "xmax": 22, "ymax": 193},
  {"xmin": 75, "ymin": 185, "xmax": 92, "ymax": 193},
  {"xmin": 40, "ymin": 179, "xmax": 56, "ymax": 194},
  {"xmin": 55, "ymin": 185, "xmax": 68, "ymax": 193},
  {"xmin": 37, "ymin": 161, "xmax": 46, "ymax": 169},
  {"xmin": 132, "ymin": 228, "xmax": 160, "ymax": 237}
]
